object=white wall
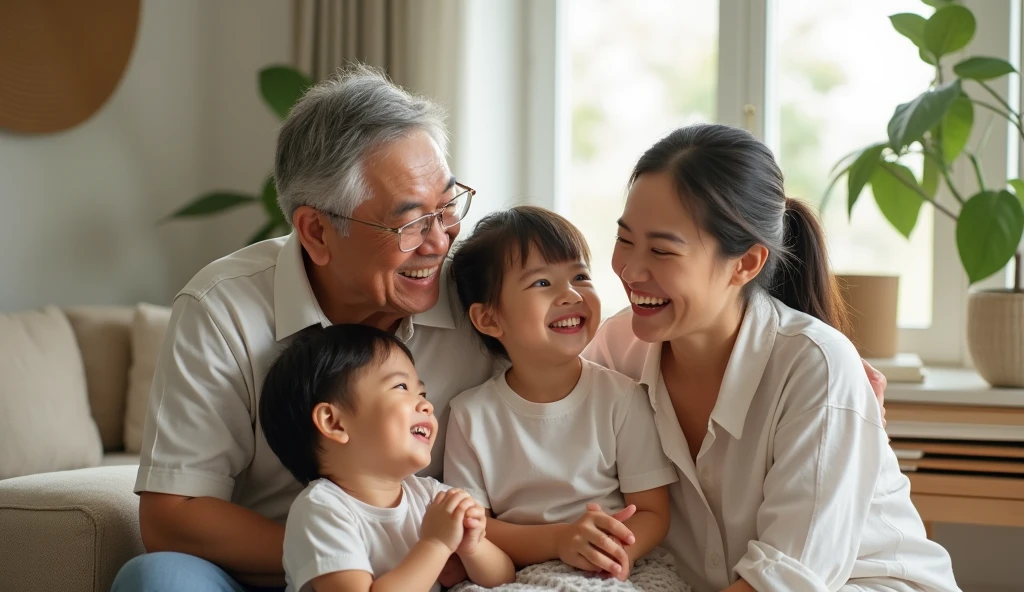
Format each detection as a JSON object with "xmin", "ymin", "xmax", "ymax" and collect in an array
[{"xmin": 0, "ymin": 0, "xmax": 291, "ymax": 311}]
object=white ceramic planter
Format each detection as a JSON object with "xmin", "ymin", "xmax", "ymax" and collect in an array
[{"xmin": 966, "ymin": 290, "xmax": 1024, "ymax": 387}]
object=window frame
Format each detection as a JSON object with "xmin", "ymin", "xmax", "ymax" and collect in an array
[{"xmin": 541, "ymin": 0, "xmax": 1020, "ymax": 366}]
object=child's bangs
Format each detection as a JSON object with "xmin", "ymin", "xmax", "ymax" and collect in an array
[{"xmin": 502, "ymin": 208, "xmax": 592, "ymax": 271}]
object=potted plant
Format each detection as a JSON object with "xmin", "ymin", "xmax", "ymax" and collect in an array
[
  {"xmin": 162, "ymin": 65, "xmax": 313, "ymax": 244},
  {"xmin": 826, "ymin": 0, "xmax": 1024, "ymax": 386}
]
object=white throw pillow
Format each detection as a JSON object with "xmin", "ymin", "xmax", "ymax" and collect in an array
[
  {"xmin": 123, "ymin": 303, "xmax": 172, "ymax": 454},
  {"xmin": 0, "ymin": 307, "xmax": 103, "ymax": 479}
]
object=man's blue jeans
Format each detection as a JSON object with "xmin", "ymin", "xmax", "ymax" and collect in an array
[{"xmin": 110, "ymin": 552, "xmax": 285, "ymax": 592}]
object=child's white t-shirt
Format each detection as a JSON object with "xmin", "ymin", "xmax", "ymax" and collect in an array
[
  {"xmin": 282, "ymin": 476, "xmax": 449, "ymax": 592},
  {"xmin": 443, "ymin": 358, "xmax": 678, "ymax": 525}
]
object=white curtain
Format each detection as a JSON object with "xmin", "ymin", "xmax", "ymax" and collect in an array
[{"xmin": 292, "ymin": 0, "xmax": 462, "ymax": 92}]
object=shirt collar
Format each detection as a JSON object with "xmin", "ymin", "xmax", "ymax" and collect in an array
[
  {"xmin": 634, "ymin": 290, "xmax": 778, "ymax": 439},
  {"xmin": 274, "ymin": 232, "xmax": 457, "ymax": 342},
  {"xmin": 637, "ymin": 339, "xmax": 665, "ymax": 411},
  {"xmin": 409, "ymin": 262, "xmax": 456, "ymax": 331},
  {"xmin": 710, "ymin": 289, "xmax": 778, "ymax": 439},
  {"xmin": 392, "ymin": 271, "xmax": 457, "ymax": 343},
  {"xmin": 274, "ymin": 232, "xmax": 331, "ymax": 341}
]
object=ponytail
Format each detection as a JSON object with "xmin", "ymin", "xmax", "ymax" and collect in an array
[{"xmin": 771, "ymin": 199, "xmax": 849, "ymax": 332}]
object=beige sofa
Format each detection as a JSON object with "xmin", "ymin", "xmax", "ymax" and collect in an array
[{"xmin": 0, "ymin": 304, "xmax": 170, "ymax": 592}]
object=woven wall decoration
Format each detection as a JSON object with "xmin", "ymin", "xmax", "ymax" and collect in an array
[{"xmin": 0, "ymin": 0, "xmax": 141, "ymax": 134}]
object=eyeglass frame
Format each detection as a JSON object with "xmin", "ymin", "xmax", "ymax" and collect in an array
[{"xmin": 322, "ymin": 182, "xmax": 476, "ymax": 252}]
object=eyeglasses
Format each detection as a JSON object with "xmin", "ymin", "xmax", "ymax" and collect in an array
[{"xmin": 324, "ymin": 183, "xmax": 475, "ymax": 252}]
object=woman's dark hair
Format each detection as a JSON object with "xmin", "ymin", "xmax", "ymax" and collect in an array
[
  {"xmin": 631, "ymin": 123, "xmax": 848, "ymax": 331},
  {"xmin": 259, "ymin": 324, "xmax": 414, "ymax": 486},
  {"xmin": 449, "ymin": 205, "xmax": 591, "ymax": 360}
]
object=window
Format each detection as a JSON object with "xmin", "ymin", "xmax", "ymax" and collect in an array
[
  {"xmin": 556, "ymin": 0, "xmax": 1018, "ymax": 364},
  {"xmin": 774, "ymin": 0, "xmax": 935, "ymax": 329},
  {"xmin": 564, "ymin": 0, "xmax": 718, "ymax": 317}
]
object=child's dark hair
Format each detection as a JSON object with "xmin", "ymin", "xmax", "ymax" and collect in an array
[
  {"xmin": 630, "ymin": 123, "xmax": 848, "ymax": 331},
  {"xmin": 450, "ymin": 205, "xmax": 591, "ymax": 360},
  {"xmin": 259, "ymin": 324, "xmax": 414, "ymax": 486}
]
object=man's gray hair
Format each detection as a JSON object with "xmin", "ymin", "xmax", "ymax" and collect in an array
[{"xmin": 274, "ymin": 64, "xmax": 448, "ymax": 233}]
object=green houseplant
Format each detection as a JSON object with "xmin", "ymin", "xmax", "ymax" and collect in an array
[
  {"xmin": 825, "ymin": 0, "xmax": 1024, "ymax": 385},
  {"xmin": 163, "ymin": 65, "xmax": 313, "ymax": 244}
]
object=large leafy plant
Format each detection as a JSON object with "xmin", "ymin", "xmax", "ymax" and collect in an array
[
  {"xmin": 164, "ymin": 66, "xmax": 313, "ymax": 244},
  {"xmin": 826, "ymin": 0, "xmax": 1024, "ymax": 289}
]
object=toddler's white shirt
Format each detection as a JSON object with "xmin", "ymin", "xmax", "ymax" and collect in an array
[{"xmin": 282, "ymin": 476, "xmax": 448, "ymax": 592}]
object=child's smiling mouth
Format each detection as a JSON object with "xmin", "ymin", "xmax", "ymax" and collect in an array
[{"xmin": 548, "ymin": 314, "xmax": 586, "ymax": 334}]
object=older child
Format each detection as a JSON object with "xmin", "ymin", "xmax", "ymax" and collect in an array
[
  {"xmin": 259, "ymin": 324, "xmax": 514, "ymax": 592},
  {"xmin": 444, "ymin": 206, "xmax": 687, "ymax": 590}
]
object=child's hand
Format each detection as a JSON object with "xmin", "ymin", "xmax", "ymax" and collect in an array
[
  {"xmin": 456, "ymin": 500, "xmax": 488, "ymax": 556},
  {"xmin": 422, "ymin": 489, "xmax": 476, "ymax": 552},
  {"xmin": 555, "ymin": 503, "xmax": 636, "ymax": 578},
  {"xmin": 438, "ymin": 555, "xmax": 468, "ymax": 587}
]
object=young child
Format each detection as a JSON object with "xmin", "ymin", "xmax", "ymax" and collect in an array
[
  {"xmin": 259, "ymin": 324, "xmax": 515, "ymax": 592},
  {"xmin": 444, "ymin": 206, "xmax": 687, "ymax": 590}
]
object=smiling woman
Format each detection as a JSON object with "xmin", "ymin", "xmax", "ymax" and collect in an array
[{"xmin": 585, "ymin": 122, "xmax": 959, "ymax": 592}]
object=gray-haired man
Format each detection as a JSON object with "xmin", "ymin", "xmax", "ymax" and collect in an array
[{"xmin": 111, "ymin": 65, "xmax": 492, "ymax": 591}]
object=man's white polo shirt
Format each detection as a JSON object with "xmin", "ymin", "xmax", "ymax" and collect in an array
[{"xmin": 134, "ymin": 233, "xmax": 495, "ymax": 523}]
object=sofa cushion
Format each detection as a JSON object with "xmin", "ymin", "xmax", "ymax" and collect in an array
[
  {"xmin": 124, "ymin": 303, "xmax": 173, "ymax": 453},
  {"xmin": 64, "ymin": 306, "xmax": 135, "ymax": 451},
  {"xmin": 0, "ymin": 465, "xmax": 143, "ymax": 592},
  {"xmin": 100, "ymin": 452, "xmax": 141, "ymax": 467},
  {"xmin": 0, "ymin": 306, "xmax": 103, "ymax": 479}
]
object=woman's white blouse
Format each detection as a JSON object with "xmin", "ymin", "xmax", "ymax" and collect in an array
[{"xmin": 583, "ymin": 291, "xmax": 959, "ymax": 592}]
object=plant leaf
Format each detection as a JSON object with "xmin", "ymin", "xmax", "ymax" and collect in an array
[
  {"xmin": 921, "ymin": 0, "xmax": 957, "ymax": 7},
  {"xmin": 1008, "ymin": 179, "xmax": 1024, "ymax": 203},
  {"xmin": 247, "ymin": 221, "xmax": 277, "ymax": 245},
  {"xmin": 919, "ymin": 48, "xmax": 937, "ymax": 65},
  {"xmin": 847, "ymin": 143, "xmax": 887, "ymax": 216},
  {"xmin": 941, "ymin": 94, "xmax": 974, "ymax": 162},
  {"xmin": 887, "ymin": 80, "xmax": 961, "ymax": 152},
  {"xmin": 956, "ymin": 190, "xmax": 1024, "ymax": 284},
  {"xmin": 922, "ymin": 155, "xmax": 940, "ymax": 197},
  {"xmin": 924, "ymin": 5, "xmax": 976, "ymax": 58},
  {"xmin": 260, "ymin": 175, "xmax": 287, "ymax": 226},
  {"xmin": 954, "ymin": 56, "xmax": 1017, "ymax": 81},
  {"xmin": 165, "ymin": 192, "xmax": 255, "ymax": 219},
  {"xmin": 259, "ymin": 66, "xmax": 314, "ymax": 120},
  {"xmin": 871, "ymin": 163, "xmax": 925, "ymax": 239},
  {"xmin": 890, "ymin": 14, "xmax": 928, "ymax": 52},
  {"xmin": 821, "ymin": 166, "xmax": 851, "ymax": 211}
]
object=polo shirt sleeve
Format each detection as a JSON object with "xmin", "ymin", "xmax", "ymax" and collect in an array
[
  {"xmin": 442, "ymin": 405, "xmax": 490, "ymax": 508},
  {"xmin": 284, "ymin": 497, "xmax": 371, "ymax": 591},
  {"xmin": 733, "ymin": 339, "xmax": 888, "ymax": 591},
  {"xmin": 614, "ymin": 383, "xmax": 678, "ymax": 494},
  {"xmin": 134, "ymin": 294, "xmax": 255, "ymax": 501}
]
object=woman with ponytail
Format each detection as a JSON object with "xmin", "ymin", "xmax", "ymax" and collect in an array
[{"xmin": 584, "ymin": 124, "xmax": 960, "ymax": 591}]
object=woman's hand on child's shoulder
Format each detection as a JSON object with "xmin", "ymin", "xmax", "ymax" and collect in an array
[
  {"xmin": 422, "ymin": 489, "xmax": 478, "ymax": 553},
  {"xmin": 555, "ymin": 503, "xmax": 637, "ymax": 580}
]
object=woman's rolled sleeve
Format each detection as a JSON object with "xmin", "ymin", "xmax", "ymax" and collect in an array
[{"xmin": 734, "ymin": 340, "xmax": 887, "ymax": 592}]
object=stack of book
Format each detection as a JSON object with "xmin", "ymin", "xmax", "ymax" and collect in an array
[{"xmin": 866, "ymin": 352, "xmax": 925, "ymax": 383}]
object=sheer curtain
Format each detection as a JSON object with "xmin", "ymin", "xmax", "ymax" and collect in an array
[
  {"xmin": 291, "ymin": 0, "xmax": 461, "ymax": 98},
  {"xmin": 290, "ymin": 0, "xmax": 538, "ymax": 226}
]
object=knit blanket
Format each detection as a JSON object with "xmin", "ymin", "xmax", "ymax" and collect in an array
[{"xmin": 450, "ymin": 550, "xmax": 691, "ymax": 592}]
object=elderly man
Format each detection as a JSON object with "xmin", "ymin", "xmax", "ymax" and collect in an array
[
  {"xmin": 112, "ymin": 66, "xmax": 494, "ymax": 591},
  {"xmin": 112, "ymin": 65, "xmax": 887, "ymax": 591}
]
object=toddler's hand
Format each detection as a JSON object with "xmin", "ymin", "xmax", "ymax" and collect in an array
[
  {"xmin": 421, "ymin": 489, "xmax": 476, "ymax": 552},
  {"xmin": 456, "ymin": 500, "xmax": 488, "ymax": 556},
  {"xmin": 555, "ymin": 503, "xmax": 636, "ymax": 579}
]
